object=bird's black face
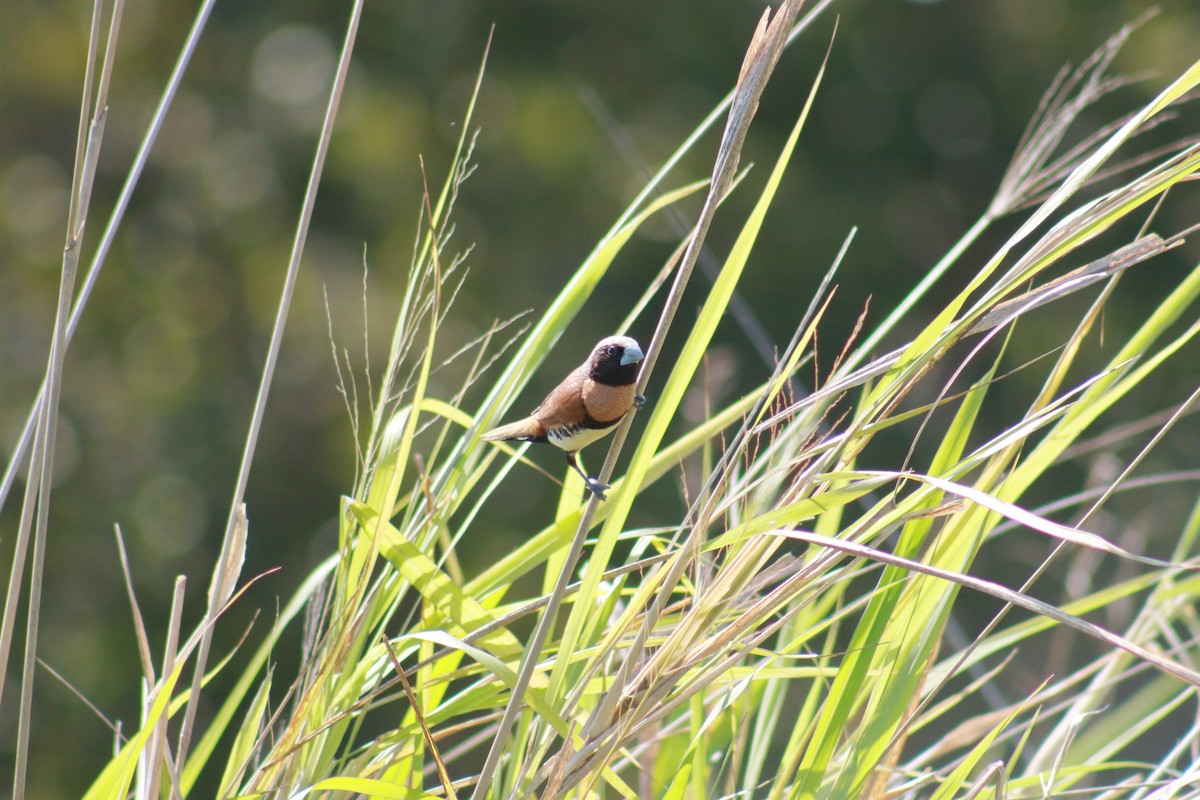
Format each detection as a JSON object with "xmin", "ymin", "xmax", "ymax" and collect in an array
[{"xmin": 590, "ymin": 337, "xmax": 644, "ymax": 386}]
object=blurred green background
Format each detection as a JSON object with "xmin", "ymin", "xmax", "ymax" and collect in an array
[{"xmin": 3, "ymin": 0, "xmax": 1200, "ymax": 795}]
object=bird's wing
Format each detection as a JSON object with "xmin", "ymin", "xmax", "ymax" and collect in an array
[{"xmin": 533, "ymin": 366, "xmax": 588, "ymax": 429}]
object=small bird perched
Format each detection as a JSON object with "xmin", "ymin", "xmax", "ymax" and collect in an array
[{"xmin": 483, "ymin": 335, "xmax": 645, "ymax": 500}]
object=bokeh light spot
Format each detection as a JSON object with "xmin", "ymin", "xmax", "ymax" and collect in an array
[
  {"xmin": 821, "ymin": 81, "xmax": 898, "ymax": 154},
  {"xmin": 253, "ymin": 25, "xmax": 335, "ymax": 108},
  {"xmin": 199, "ymin": 131, "xmax": 279, "ymax": 211},
  {"xmin": 152, "ymin": 89, "xmax": 215, "ymax": 166},
  {"xmin": 916, "ymin": 81, "xmax": 993, "ymax": 158},
  {"xmin": 134, "ymin": 472, "xmax": 208, "ymax": 557},
  {"xmin": 0, "ymin": 154, "xmax": 69, "ymax": 260},
  {"xmin": 122, "ymin": 315, "xmax": 198, "ymax": 400},
  {"xmin": 916, "ymin": 81, "xmax": 993, "ymax": 159}
]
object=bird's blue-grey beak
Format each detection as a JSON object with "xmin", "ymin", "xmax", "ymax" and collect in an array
[{"xmin": 620, "ymin": 344, "xmax": 645, "ymax": 366}]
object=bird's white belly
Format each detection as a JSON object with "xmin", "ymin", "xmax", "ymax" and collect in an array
[{"xmin": 547, "ymin": 422, "xmax": 618, "ymax": 453}]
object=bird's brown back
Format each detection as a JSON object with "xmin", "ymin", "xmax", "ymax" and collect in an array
[{"xmin": 532, "ymin": 364, "xmax": 589, "ymax": 429}]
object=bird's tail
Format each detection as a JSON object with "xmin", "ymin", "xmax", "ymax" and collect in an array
[{"xmin": 481, "ymin": 416, "xmax": 544, "ymax": 442}]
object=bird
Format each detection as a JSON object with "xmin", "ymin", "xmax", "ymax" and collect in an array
[{"xmin": 482, "ymin": 335, "xmax": 646, "ymax": 500}]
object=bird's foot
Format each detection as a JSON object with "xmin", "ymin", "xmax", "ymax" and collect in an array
[
  {"xmin": 585, "ymin": 477, "xmax": 610, "ymax": 501},
  {"xmin": 633, "ymin": 393, "xmax": 647, "ymax": 409}
]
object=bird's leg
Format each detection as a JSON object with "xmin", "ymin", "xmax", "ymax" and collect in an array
[
  {"xmin": 633, "ymin": 393, "xmax": 647, "ymax": 409},
  {"xmin": 565, "ymin": 452, "xmax": 609, "ymax": 501}
]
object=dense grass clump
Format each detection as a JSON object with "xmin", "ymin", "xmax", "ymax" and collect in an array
[{"xmin": 6, "ymin": 1, "xmax": 1200, "ymax": 798}]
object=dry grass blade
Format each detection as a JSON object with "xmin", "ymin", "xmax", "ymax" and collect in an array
[
  {"xmin": 960, "ymin": 761, "xmax": 1008, "ymax": 800},
  {"xmin": 382, "ymin": 636, "xmax": 457, "ymax": 800},
  {"xmin": 785, "ymin": 531, "xmax": 1200, "ymax": 687},
  {"xmin": 967, "ymin": 234, "xmax": 1172, "ymax": 335},
  {"xmin": 539, "ymin": 725, "xmax": 575, "ymax": 800},
  {"xmin": 208, "ymin": 505, "xmax": 248, "ymax": 611},
  {"xmin": 899, "ymin": 471, "xmax": 1194, "ymax": 569},
  {"xmin": 148, "ymin": 576, "xmax": 187, "ymax": 800},
  {"xmin": 114, "ymin": 524, "xmax": 155, "ymax": 684}
]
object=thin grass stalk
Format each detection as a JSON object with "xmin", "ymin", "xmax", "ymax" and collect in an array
[
  {"xmin": 12, "ymin": 0, "xmax": 123, "ymax": 793},
  {"xmin": 0, "ymin": 416, "xmax": 42, "ymax": 718},
  {"xmin": 174, "ymin": 0, "xmax": 365, "ymax": 771},
  {"xmin": 156, "ymin": 576, "xmax": 187, "ymax": 800},
  {"xmin": 607, "ymin": 0, "xmax": 836, "ymax": 237},
  {"xmin": 135, "ymin": 573, "xmax": 185, "ymax": 800},
  {"xmin": 558, "ymin": 37, "xmax": 831, "ymax": 769},
  {"xmin": 469, "ymin": 5, "xmax": 808, "ymax": 795},
  {"xmin": 0, "ymin": 0, "xmax": 221, "ymax": 755},
  {"xmin": 589, "ymin": 95, "xmax": 779, "ymax": 374},
  {"xmin": 0, "ymin": 0, "xmax": 221, "ymax": 516}
]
